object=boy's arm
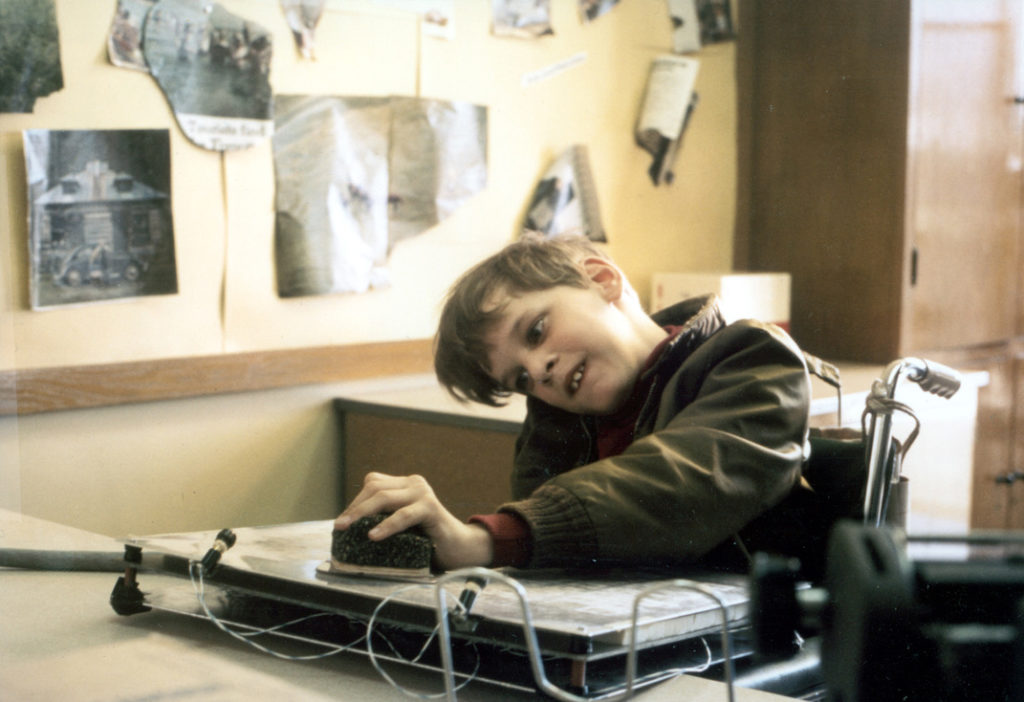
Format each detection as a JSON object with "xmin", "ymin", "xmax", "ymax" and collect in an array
[{"xmin": 501, "ymin": 321, "xmax": 811, "ymax": 569}]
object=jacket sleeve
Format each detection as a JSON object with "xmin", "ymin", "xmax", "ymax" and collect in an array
[{"xmin": 499, "ymin": 321, "xmax": 811, "ymax": 569}]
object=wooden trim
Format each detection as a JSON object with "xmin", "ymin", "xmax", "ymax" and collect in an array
[
  {"xmin": 0, "ymin": 339, "xmax": 434, "ymax": 416},
  {"xmin": 332, "ymin": 398, "xmax": 523, "ymax": 435}
]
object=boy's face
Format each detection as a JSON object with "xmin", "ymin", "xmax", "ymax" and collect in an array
[{"xmin": 482, "ymin": 271, "xmax": 659, "ymax": 415}]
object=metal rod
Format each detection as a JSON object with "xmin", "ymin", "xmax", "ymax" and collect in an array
[{"xmin": 431, "ymin": 568, "xmax": 737, "ymax": 702}]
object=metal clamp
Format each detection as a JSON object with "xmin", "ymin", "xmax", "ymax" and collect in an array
[{"xmin": 430, "ymin": 568, "xmax": 736, "ymax": 702}]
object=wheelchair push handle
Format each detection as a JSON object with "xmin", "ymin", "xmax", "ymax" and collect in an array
[
  {"xmin": 906, "ymin": 358, "xmax": 961, "ymax": 398},
  {"xmin": 878, "ymin": 357, "xmax": 961, "ymax": 400}
]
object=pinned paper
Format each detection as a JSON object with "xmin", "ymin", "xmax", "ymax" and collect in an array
[
  {"xmin": 667, "ymin": 0, "xmax": 700, "ymax": 53},
  {"xmin": 280, "ymin": 0, "xmax": 325, "ymax": 59},
  {"xmin": 24, "ymin": 129, "xmax": 178, "ymax": 309},
  {"xmin": 143, "ymin": 0, "xmax": 274, "ymax": 151},
  {"xmin": 107, "ymin": 0, "xmax": 155, "ymax": 70},
  {"xmin": 697, "ymin": 0, "xmax": 735, "ymax": 44},
  {"xmin": 579, "ymin": 0, "xmax": 620, "ymax": 23},
  {"xmin": 0, "ymin": 0, "xmax": 64, "ymax": 112},
  {"xmin": 492, "ymin": 0, "xmax": 554, "ymax": 38},
  {"xmin": 272, "ymin": 95, "xmax": 487, "ymax": 297},
  {"xmin": 635, "ymin": 55, "xmax": 699, "ymax": 185},
  {"xmin": 522, "ymin": 145, "xmax": 605, "ymax": 242}
]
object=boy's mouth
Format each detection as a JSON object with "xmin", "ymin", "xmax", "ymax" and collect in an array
[{"xmin": 568, "ymin": 360, "xmax": 585, "ymax": 394}]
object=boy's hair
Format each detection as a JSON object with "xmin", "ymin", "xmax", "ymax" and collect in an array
[{"xmin": 434, "ymin": 233, "xmax": 605, "ymax": 406}]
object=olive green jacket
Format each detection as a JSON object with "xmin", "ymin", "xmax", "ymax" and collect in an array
[{"xmin": 499, "ymin": 295, "xmax": 841, "ymax": 573}]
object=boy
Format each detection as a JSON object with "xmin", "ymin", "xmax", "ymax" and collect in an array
[{"xmin": 335, "ymin": 234, "xmax": 841, "ymax": 575}]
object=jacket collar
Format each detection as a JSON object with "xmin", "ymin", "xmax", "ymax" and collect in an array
[{"xmin": 647, "ymin": 294, "xmax": 727, "ymax": 377}]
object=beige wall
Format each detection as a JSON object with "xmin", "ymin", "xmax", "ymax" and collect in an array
[{"xmin": 0, "ymin": 0, "xmax": 738, "ymax": 536}]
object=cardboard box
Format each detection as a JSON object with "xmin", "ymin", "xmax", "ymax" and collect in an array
[{"xmin": 651, "ymin": 272, "xmax": 791, "ymax": 330}]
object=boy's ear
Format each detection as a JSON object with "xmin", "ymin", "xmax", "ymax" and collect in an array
[{"xmin": 582, "ymin": 256, "xmax": 623, "ymax": 301}]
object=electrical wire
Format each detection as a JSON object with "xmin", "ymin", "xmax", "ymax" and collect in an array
[
  {"xmin": 190, "ymin": 558, "xmax": 726, "ymax": 700},
  {"xmin": 188, "ymin": 561, "xmax": 365, "ymax": 661},
  {"xmin": 189, "ymin": 560, "xmax": 481, "ymax": 697},
  {"xmin": 365, "ymin": 581, "xmax": 481, "ymax": 699}
]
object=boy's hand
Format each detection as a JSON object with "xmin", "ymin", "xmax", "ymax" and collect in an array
[{"xmin": 334, "ymin": 472, "xmax": 494, "ymax": 571}]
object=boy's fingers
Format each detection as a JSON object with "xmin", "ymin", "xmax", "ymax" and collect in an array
[
  {"xmin": 334, "ymin": 480, "xmax": 430, "ymax": 532},
  {"xmin": 368, "ymin": 504, "xmax": 430, "ymax": 541},
  {"xmin": 335, "ymin": 501, "xmax": 417, "ymax": 539},
  {"xmin": 334, "ymin": 473, "xmax": 401, "ymax": 527},
  {"xmin": 335, "ymin": 493, "xmax": 393, "ymax": 529}
]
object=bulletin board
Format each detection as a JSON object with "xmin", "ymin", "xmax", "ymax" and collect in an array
[{"xmin": 0, "ymin": 0, "xmax": 738, "ymax": 415}]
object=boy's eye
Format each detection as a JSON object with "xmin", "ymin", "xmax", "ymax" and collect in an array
[
  {"xmin": 513, "ymin": 369, "xmax": 530, "ymax": 393},
  {"xmin": 526, "ymin": 316, "xmax": 545, "ymax": 345}
]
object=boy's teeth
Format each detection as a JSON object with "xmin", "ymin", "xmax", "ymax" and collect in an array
[{"xmin": 569, "ymin": 364, "xmax": 584, "ymax": 392}]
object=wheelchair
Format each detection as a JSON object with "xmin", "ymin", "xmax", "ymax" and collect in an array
[{"xmin": 746, "ymin": 358, "xmax": 1024, "ymax": 702}]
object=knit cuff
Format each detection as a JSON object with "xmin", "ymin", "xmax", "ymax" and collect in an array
[
  {"xmin": 499, "ymin": 484, "xmax": 599, "ymax": 569},
  {"xmin": 468, "ymin": 512, "xmax": 531, "ymax": 568}
]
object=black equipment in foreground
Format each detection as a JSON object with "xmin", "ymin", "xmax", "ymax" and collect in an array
[{"xmin": 751, "ymin": 521, "xmax": 1024, "ymax": 702}]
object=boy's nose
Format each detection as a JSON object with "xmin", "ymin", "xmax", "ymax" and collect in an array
[{"xmin": 529, "ymin": 353, "xmax": 557, "ymax": 386}]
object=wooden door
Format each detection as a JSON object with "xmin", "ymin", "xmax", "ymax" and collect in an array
[
  {"xmin": 736, "ymin": 0, "xmax": 912, "ymax": 363},
  {"xmin": 927, "ymin": 344, "xmax": 1016, "ymax": 529},
  {"xmin": 903, "ymin": 1, "xmax": 1022, "ymax": 352},
  {"xmin": 1009, "ymin": 348, "xmax": 1024, "ymax": 528}
]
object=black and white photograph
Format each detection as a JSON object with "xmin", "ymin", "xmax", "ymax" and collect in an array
[
  {"xmin": 143, "ymin": 0, "xmax": 273, "ymax": 150},
  {"xmin": 522, "ymin": 144, "xmax": 605, "ymax": 242},
  {"xmin": 578, "ymin": 0, "xmax": 620, "ymax": 24},
  {"xmin": 107, "ymin": 0, "xmax": 155, "ymax": 71},
  {"xmin": 491, "ymin": 0, "xmax": 553, "ymax": 39},
  {"xmin": 280, "ymin": 0, "xmax": 325, "ymax": 59},
  {"xmin": 667, "ymin": 0, "xmax": 701, "ymax": 53},
  {"xmin": 696, "ymin": 0, "xmax": 734, "ymax": 44},
  {"xmin": 0, "ymin": 0, "xmax": 64, "ymax": 113},
  {"xmin": 24, "ymin": 129, "xmax": 178, "ymax": 309},
  {"xmin": 635, "ymin": 54, "xmax": 700, "ymax": 185}
]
